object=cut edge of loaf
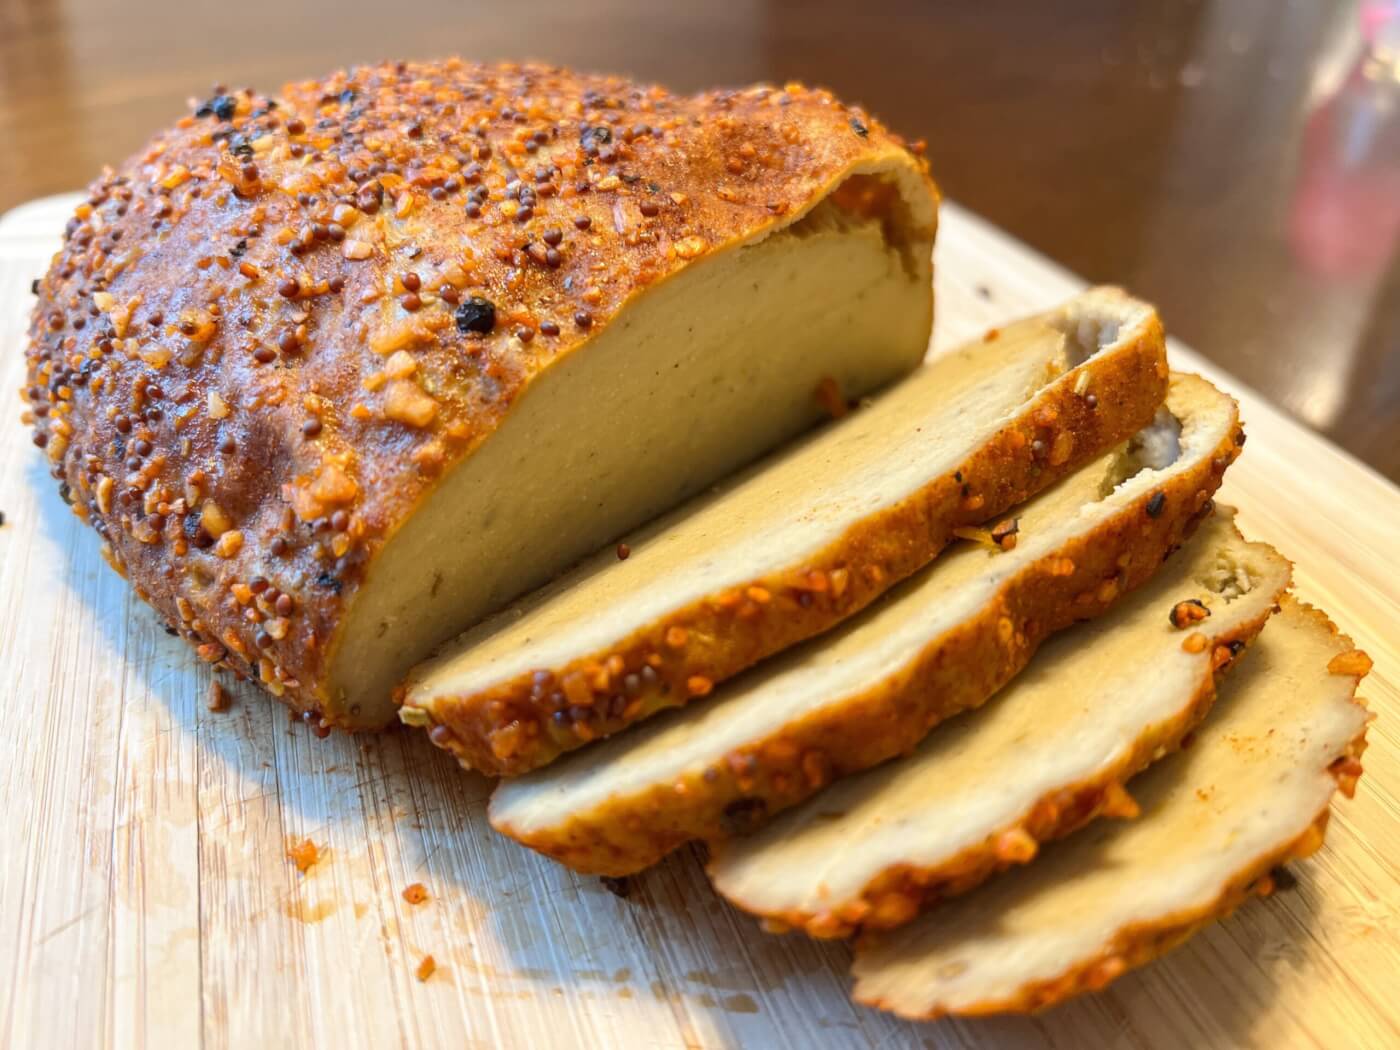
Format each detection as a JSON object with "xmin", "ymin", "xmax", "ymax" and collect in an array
[
  {"xmin": 488, "ymin": 373, "xmax": 1239, "ymax": 875},
  {"xmin": 707, "ymin": 510, "xmax": 1290, "ymax": 938},
  {"xmin": 405, "ymin": 287, "xmax": 1170, "ymax": 775}
]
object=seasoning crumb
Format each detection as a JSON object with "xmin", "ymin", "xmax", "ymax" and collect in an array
[
  {"xmin": 287, "ymin": 838, "xmax": 320, "ymax": 873},
  {"xmin": 402, "ymin": 882, "xmax": 430, "ymax": 905},
  {"xmin": 616, "ymin": 543, "xmax": 631, "ymax": 561},
  {"xmin": 1327, "ymin": 649, "xmax": 1373, "ymax": 677},
  {"xmin": 814, "ymin": 376, "xmax": 848, "ymax": 420},
  {"xmin": 601, "ymin": 875, "xmax": 632, "ymax": 898},
  {"xmin": 1182, "ymin": 632, "xmax": 1209, "ymax": 654},
  {"xmin": 415, "ymin": 955, "xmax": 437, "ymax": 982},
  {"xmin": 1169, "ymin": 598, "xmax": 1211, "ymax": 630},
  {"xmin": 208, "ymin": 679, "xmax": 231, "ymax": 712},
  {"xmin": 1146, "ymin": 491, "xmax": 1167, "ymax": 518},
  {"xmin": 0, "ymin": 510, "xmax": 7, "ymax": 527},
  {"xmin": 989, "ymin": 517, "xmax": 1019, "ymax": 550}
]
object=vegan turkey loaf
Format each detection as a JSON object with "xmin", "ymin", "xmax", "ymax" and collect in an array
[{"xmin": 22, "ymin": 59, "xmax": 939, "ymax": 730}]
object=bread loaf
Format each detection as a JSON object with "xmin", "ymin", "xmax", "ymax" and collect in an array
[{"xmin": 22, "ymin": 60, "xmax": 937, "ymax": 729}]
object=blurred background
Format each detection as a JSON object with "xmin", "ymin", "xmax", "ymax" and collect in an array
[{"xmin": 1, "ymin": 0, "xmax": 1396, "ymax": 478}]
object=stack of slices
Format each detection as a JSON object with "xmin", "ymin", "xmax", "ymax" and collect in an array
[{"xmin": 402, "ymin": 285, "xmax": 1373, "ymax": 1019}]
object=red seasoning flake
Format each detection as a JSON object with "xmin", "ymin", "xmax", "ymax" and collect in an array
[
  {"xmin": 415, "ymin": 954, "xmax": 437, "ymax": 982},
  {"xmin": 814, "ymin": 375, "xmax": 848, "ymax": 420},
  {"xmin": 207, "ymin": 679, "xmax": 231, "ymax": 712},
  {"xmin": 1327, "ymin": 649, "xmax": 1373, "ymax": 677},
  {"xmin": 402, "ymin": 882, "xmax": 430, "ymax": 905},
  {"xmin": 287, "ymin": 838, "xmax": 320, "ymax": 873}
]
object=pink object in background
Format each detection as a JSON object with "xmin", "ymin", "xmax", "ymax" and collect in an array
[{"xmin": 1290, "ymin": 1, "xmax": 1400, "ymax": 278}]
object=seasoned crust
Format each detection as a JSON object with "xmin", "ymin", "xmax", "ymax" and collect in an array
[
  {"xmin": 20, "ymin": 59, "xmax": 936, "ymax": 729},
  {"xmin": 489, "ymin": 375, "xmax": 1240, "ymax": 875},
  {"xmin": 851, "ymin": 599, "xmax": 1372, "ymax": 1019},
  {"xmin": 407, "ymin": 288, "xmax": 1170, "ymax": 775},
  {"xmin": 709, "ymin": 512, "xmax": 1291, "ymax": 939}
]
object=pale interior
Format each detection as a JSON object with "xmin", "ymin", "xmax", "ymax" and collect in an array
[
  {"xmin": 709, "ymin": 510, "xmax": 1290, "ymax": 917},
  {"xmin": 333, "ymin": 174, "xmax": 935, "ymax": 723},
  {"xmin": 410, "ymin": 287, "xmax": 1157, "ymax": 717},
  {"xmin": 490, "ymin": 375, "xmax": 1232, "ymax": 836},
  {"xmin": 851, "ymin": 598, "xmax": 1368, "ymax": 1018}
]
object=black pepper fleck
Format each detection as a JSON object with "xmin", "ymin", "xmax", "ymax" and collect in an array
[{"xmin": 455, "ymin": 296, "xmax": 496, "ymax": 335}]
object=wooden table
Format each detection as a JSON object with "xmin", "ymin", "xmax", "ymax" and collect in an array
[
  {"xmin": 2, "ymin": 0, "xmax": 1396, "ymax": 480},
  {"xmin": 3, "ymin": 190, "xmax": 1399, "ymax": 1049}
]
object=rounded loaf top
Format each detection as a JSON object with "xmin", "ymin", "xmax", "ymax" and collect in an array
[{"xmin": 22, "ymin": 58, "xmax": 936, "ymax": 728}]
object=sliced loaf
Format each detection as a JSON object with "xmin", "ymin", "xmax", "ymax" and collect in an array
[
  {"xmin": 851, "ymin": 597, "xmax": 1371, "ymax": 1019},
  {"xmin": 708, "ymin": 510, "xmax": 1289, "ymax": 937},
  {"xmin": 406, "ymin": 288, "xmax": 1169, "ymax": 774},
  {"xmin": 489, "ymin": 373, "xmax": 1239, "ymax": 874}
]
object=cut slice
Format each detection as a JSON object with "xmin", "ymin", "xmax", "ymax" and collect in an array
[
  {"xmin": 403, "ymin": 288, "xmax": 1169, "ymax": 775},
  {"xmin": 851, "ymin": 597, "xmax": 1372, "ymax": 1019},
  {"xmin": 489, "ymin": 373, "xmax": 1241, "ymax": 875},
  {"xmin": 708, "ymin": 510, "xmax": 1290, "ymax": 937}
]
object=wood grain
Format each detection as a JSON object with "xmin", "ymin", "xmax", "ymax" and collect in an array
[{"xmin": 2, "ymin": 194, "xmax": 1397, "ymax": 1050}]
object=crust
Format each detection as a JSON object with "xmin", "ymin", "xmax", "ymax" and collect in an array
[
  {"xmin": 411, "ymin": 300, "xmax": 1170, "ymax": 775},
  {"xmin": 21, "ymin": 59, "xmax": 936, "ymax": 730},
  {"xmin": 490, "ymin": 383, "xmax": 1238, "ymax": 874},
  {"xmin": 852, "ymin": 601, "xmax": 1372, "ymax": 1019},
  {"xmin": 725, "ymin": 530, "xmax": 1287, "ymax": 938}
]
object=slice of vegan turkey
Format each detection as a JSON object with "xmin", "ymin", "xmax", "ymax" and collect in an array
[
  {"xmin": 404, "ymin": 288, "xmax": 1169, "ymax": 775},
  {"xmin": 708, "ymin": 509, "xmax": 1290, "ymax": 938},
  {"xmin": 851, "ymin": 597, "xmax": 1372, "ymax": 1019},
  {"xmin": 24, "ymin": 61, "xmax": 944, "ymax": 732},
  {"xmin": 488, "ymin": 374, "xmax": 1241, "ymax": 875}
]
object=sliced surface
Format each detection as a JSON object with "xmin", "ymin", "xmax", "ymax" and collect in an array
[
  {"xmin": 489, "ymin": 373, "xmax": 1239, "ymax": 875},
  {"xmin": 407, "ymin": 287, "xmax": 1169, "ymax": 774},
  {"xmin": 709, "ymin": 510, "xmax": 1289, "ymax": 937},
  {"xmin": 851, "ymin": 597, "xmax": 1372, "ymax": 1019}
]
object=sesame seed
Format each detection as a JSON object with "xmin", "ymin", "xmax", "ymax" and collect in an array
[
  {"xmin": 574, "ymin": 310, "xmax": 593, "ymax": 329},
  {"xmin": 277, "ymin": 279, "xmax": 299, "ymax": 299}
]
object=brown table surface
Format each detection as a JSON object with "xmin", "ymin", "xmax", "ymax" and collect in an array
[{"xmin": 2, "ymin": 0, "xmax": 1396, "ymax": 479}]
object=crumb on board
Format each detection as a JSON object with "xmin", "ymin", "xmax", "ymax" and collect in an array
[
  {"xmin": 402, "ymin": 882, "xmax": 430, "ymax": 905},
  {"xmin": 287, "ymin": 838, "xmax": 320, "ymax": 873},
  {"xmin": 416, "ymin": 954, "xmax": 437, "ymax": 982},
  {"xmin": 208, "ymin": 679, "xmax": 231, "ymax": 712}
]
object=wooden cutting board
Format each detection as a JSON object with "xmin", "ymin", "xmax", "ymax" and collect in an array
[{"xmin": 2, "ymin": 193, "xmax": 1397, "ymax": 1050}]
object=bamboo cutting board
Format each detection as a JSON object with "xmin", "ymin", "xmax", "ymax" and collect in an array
[{"xmin": 2, "ymin": 193, "xmax": 1397, "ymax": 1050}]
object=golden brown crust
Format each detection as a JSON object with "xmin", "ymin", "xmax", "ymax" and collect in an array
[
  {"xmin": 727, "ymin": 554, "xmax": 1286, "ymax": 939},
  {"xmin": 411, "ymin": 319, "xmax": 1170, "ymax": 775},
  {"xmin": 852, "ymin": 603, "xmax": 1372, "ymax": 1019},
  {"xmin": 491, "ymin": 392, "xmax": 1239, "ymax": 874},
  {"xmin": 20, "ymin": 59, "xmax": 936, "ymax": 729}
]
